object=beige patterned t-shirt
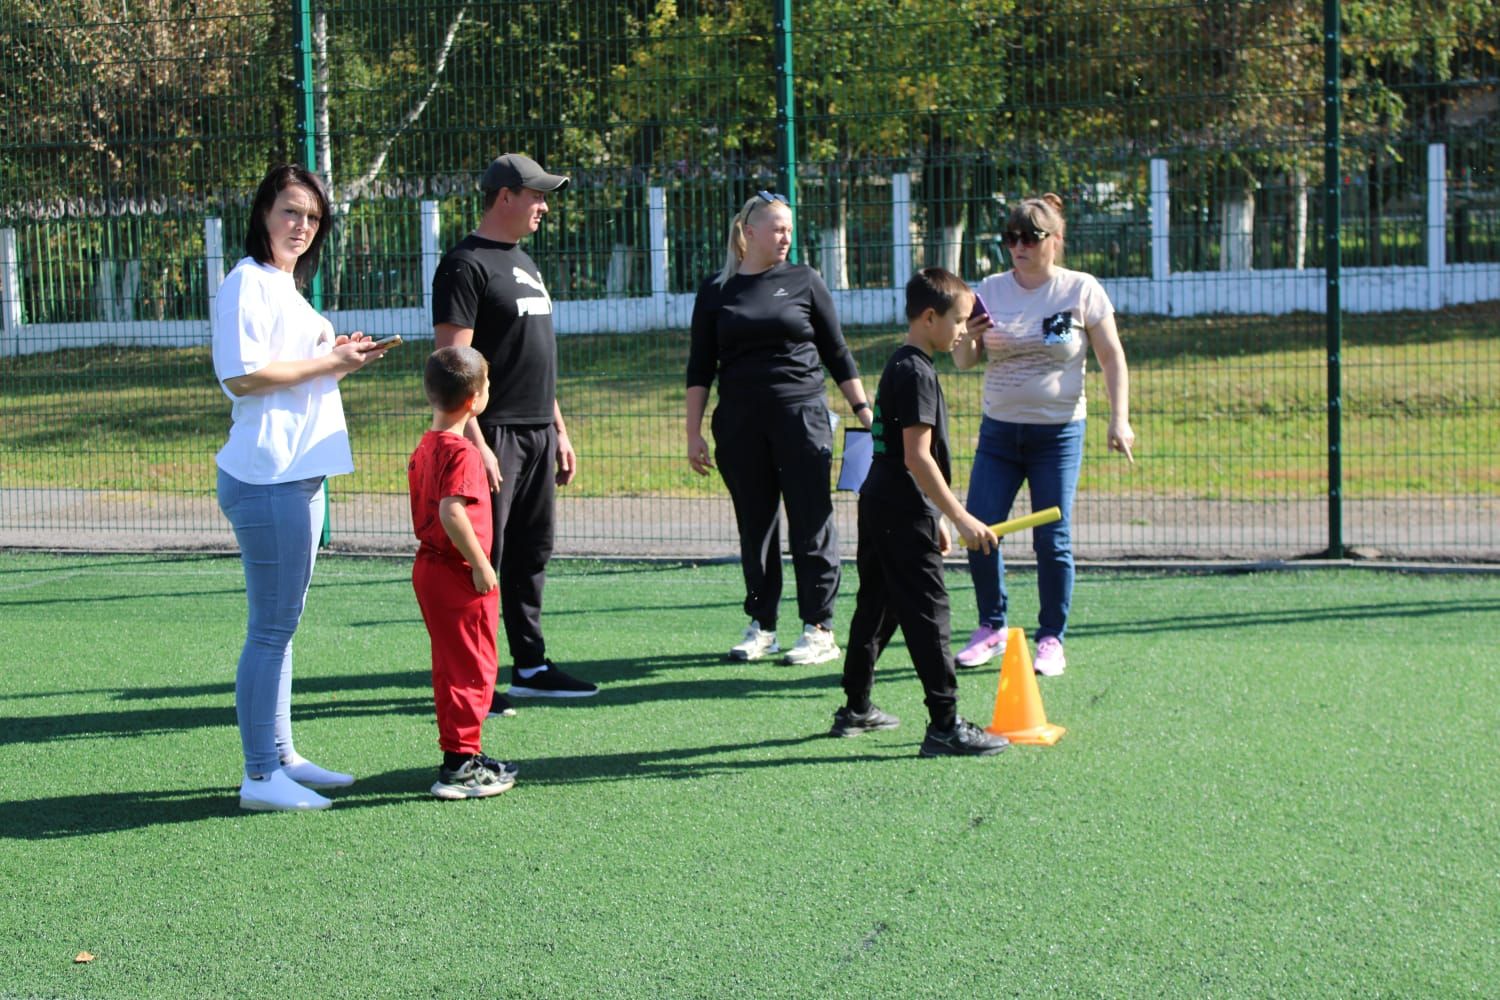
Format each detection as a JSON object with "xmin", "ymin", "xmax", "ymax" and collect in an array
[{"xmin": 974, "ymin": 267, "xmax": 1113, "ymax": 424}]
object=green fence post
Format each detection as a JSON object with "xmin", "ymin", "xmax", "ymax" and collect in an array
[
  {"xmin": 773, "ymin": 0, "xmax": 798, "ymax": 262},
  {"xmin": 1324, "ymin": 0, "xmax": 1343, "ymax": 558},
  {"xmin": 293, "ymin": 0, "xmax": 331, "ymax": 546}
]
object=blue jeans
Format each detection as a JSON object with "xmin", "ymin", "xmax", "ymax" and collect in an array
[
  {"xmin": 217, "ymin": 469, "xmax": 324, "ymax": 775},
  {"xmin": 963, "ymin": 417, "xmax": 1085, "ymax": 642}
]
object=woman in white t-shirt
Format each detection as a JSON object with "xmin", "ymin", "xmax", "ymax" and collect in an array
[
  {"xmin": 212, "ymin": 165, "xmax": 390, "ymax": 812},
  {"xmin": 951, "ymin": 193, "xmax": 1134, "ymax": 677}
]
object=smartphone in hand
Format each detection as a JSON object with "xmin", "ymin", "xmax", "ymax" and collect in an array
[
  {"xmin": 969, "ymin": 290, "xmax": 990, "ymax": 323},
  {"xmin": 369, "ymin": 334, "xmax": 402, "ymax": 349}
]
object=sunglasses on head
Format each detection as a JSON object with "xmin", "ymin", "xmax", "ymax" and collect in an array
[
  {"xmin": 757, "ymin": 190, "xmax": 789, "ymax": 205},
  {"xmin": 1002, "ymin": 228, "xmax": 1049, "ymax": 248}
]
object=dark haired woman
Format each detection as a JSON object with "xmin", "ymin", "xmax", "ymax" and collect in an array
[
  {"xmin": 685, "ymin": 192, "xmax": 873, "ymax": 666},
  {"xmin": 952, "ymin": 193, "xmax": 1134, "ymax": 678},
  {"xmin": 212, "ymin": 165, "xmax": 390, "ymax": 811}
]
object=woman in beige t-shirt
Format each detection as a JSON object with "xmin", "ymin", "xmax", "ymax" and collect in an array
[{"xmin": 950, "ymin": 194, "xmax": 1135, "ymax": 677}]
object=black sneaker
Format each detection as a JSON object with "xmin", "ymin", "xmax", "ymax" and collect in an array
[
  {"xmin": 487, "ymin": 691, "xmax": 517, "ymax": 718},
  {"xmin": 508, "ymin": 661, "xmax": 599, "ymax": 699},
  {"xmin": 829, "ymin": 704, "xmax": 901, "ymax": 738},
  {"xmin": 430, "ymin": 757, "xmax": 515, "ymax": 799},
  {"xmin": 919, "ymin": 717, "xmax": 1010, "ymax": 757},
  {"xmin": 474, "ymin": 753, "xmax": 520, "ymax": 779}
]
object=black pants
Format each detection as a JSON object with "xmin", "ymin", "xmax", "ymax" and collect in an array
[
  {"xmin": 841, "ymin": 495, "xmax": 958, "ymax": 730},
  {"xmin": 486, "ymin": 423, "xmax": 555, "ymax": 671},
  {"xmin": 712, "ymin": 395, "xmax": 839, "ymax": 631}
]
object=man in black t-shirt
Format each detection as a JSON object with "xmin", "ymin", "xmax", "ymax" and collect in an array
[
  {"xmin": 432, "ymin": 153, "xmax": 598, "ymax": 706},
  {"xmin": 830, "ymin": 268, "xmax": 1008, "ymax": 757}
]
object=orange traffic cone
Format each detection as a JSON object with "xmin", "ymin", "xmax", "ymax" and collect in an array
[{"xmin": 985, "ymin": 628, "xmax": 1065, "ymax": 746}]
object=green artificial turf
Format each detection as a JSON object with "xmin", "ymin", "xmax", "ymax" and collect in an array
[{"xmin": 1, "ymin": 553, "xmax": 1496, "ymax": 997}]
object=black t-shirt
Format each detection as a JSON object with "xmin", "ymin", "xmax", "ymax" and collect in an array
[
  {"xmin": 862, "ymin": 344, "xmax": 950, "ymax": 513},
  {"xmin": 431, "ymin": 235, "xmax": 556, "ymax": 425},
  {"xmin": 685, "ymin": 262, "xmax": 858, "ymax": 404}
]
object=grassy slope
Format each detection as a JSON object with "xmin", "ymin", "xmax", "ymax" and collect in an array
[
  {"xmin": 1, "ymin": 304, "xmax": 1496, "ymax": 498},
  {"xmin": 1, "ymin": 553, "xmax": 1496, "ymax": 997}
]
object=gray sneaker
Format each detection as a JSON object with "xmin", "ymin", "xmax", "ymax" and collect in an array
[
  {"xmin": 431, "ymin": 757, "xmax": 516, "ymax": 799},
  {"xmin": 919, "ymin": 718, "xmax": 1010, "ymax": 757}
]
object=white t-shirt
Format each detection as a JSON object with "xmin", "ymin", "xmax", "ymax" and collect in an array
[
  {"xmin": 974, "ymin": 267, "xmax": 1114, "ymax": 424},
  {"xmin": 212, "ymin": 258, "xmax": 354, "ymax": 484}
]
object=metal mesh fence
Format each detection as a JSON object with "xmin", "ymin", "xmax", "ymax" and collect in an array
[{"xmin": 1, "ymin": 1, "xmax": 1496, "ymax": 559}]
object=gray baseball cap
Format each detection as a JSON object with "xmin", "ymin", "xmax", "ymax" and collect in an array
[{"xmin": 479, "ymin": 153, "xmax": 569, "ymax": 193}]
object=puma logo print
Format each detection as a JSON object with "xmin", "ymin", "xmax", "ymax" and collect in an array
[
  {"xmin": 513, "ymin": 267, "xmax": 548, "ymax": 295},
  {"xmin": 514, "ymin": 266, "xmax": 552, "ymax": 316}
]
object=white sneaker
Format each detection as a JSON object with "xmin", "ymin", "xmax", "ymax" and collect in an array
[
  {"xmin": 1034, "ymin": 636, "xmax": 1067, "ymax": 677},
  {"xmin": 782, "ymin": 624, "xmax": 840, "ymax": 665},
  {"xmin": 729, "ymin": 620, "xmax": 779, "ymax": 661},
  {"xmin": 280, "ymin": 753, "xmax": 354, "ymax": 789},
  {"xmin": 239, "ymin": 769, "xmax": 332, "ymax": 812}
]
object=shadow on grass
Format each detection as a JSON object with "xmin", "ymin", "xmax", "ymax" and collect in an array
[
  {"xmin": 348, "ymin": 596, "xmax": 743, "ymax": 629},
  {"xmin": 0, "ymin": 556, "xmax": 210, "ymax": 576},
  {"xmin": 0, "ymin": 786, "xmax": 241, "ymax": 839},
  {"xmin": 1, "ymin": 732, "xmax": 907, "ymax": 838},
  {"xmin": 1071, "ymin": 596, "xmax": 1500, "ymax": 637},
  {"xmin": 0, "ymin": 570, "xmax": 412, "ymax": 610},
  {"xmin": 0, "ymin": 653, "xmax": 837, "ymax": 746},
  {"xmin": 515, "ymin": 732, "xmax": 912, "ymax": 786},
  {"xmin": 503, "ymin": 657, "xmax": 841, "ymax": 708},
  {"xmin": 0, "ymin": 693, "xmax": 432, "ymax": 748},
  {"xmin": 0, "ymin": 666, "xmax": 433, "ymax": 703},
  {"xmin": 344, "ymin": 731, "xmax": 909, "ymax": 799}
]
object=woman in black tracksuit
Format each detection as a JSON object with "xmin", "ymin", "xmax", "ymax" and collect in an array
[{"xmin": 685, "ymin": 191, "xmax": 874, "ymax": 666}]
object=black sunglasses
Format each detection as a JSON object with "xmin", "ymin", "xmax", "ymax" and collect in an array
[
  {"xmin": 757, "ymin": 190, "xmax": 789, "ymax": 205},
  {"xmin": 1002, "ymin": 228, "xmax": 1049, "ymax": 248}
]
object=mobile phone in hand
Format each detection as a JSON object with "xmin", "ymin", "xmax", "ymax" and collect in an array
[
  {"xmin": 969, "ymin": 290, "xmax": 990, "ymax": 323},
  {"xmin": 370, "ymin": 334, "xmax": 402, "ymax": 349}
]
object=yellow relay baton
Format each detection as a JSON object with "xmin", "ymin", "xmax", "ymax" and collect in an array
[{"xmin": 987, "ymin": 506, "xmax": 1062, "ymax": 538}]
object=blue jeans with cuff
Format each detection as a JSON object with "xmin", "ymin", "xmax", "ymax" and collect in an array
[
  {"xmin": 217, "ymin": 469, "xmax": 324, "ymax": 776},
  {"xmin": 962, "ymin": 417, "xmax": 1085, "ymax": 643}
]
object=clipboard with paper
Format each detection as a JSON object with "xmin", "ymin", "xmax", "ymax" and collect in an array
[{"xmin": 836, "ymin": 427, "xmax": 873, "ymax": 492}]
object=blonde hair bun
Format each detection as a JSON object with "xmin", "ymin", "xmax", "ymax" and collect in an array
[{"xmin": 1041, "ymin": 192, "xmax": 1065, "ymax": 215}]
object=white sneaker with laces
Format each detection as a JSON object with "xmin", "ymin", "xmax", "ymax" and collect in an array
[
  {"xmin": 1034, "ymin": 636, "xmax": 1066, "ymax": 676},
  {"xmin": 782, "ymin": 624, "xmax": 840, "ymax": 665},
  {"xmin": 280, "ymin": 753, "xmax": 354, "ymax": 789},
  {"xmin": 729, "ymin": 620, "xmax": 779, "ymax": 661},
  {"xmin": 239, "ymin": 769, "xmax": 332, "ymax": 812}
]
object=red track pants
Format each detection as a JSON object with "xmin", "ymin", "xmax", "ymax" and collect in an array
[{"xmin": 413, "ymin": 555, "xmax": 498, "ymax": 754}]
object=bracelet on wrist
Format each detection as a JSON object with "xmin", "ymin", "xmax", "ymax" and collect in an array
[{"xmin": 853, "ymin": 401, "xmax": 870, "ymax": 414}]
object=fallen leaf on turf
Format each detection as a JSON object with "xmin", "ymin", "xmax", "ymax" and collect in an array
[{"xmin": 74, "ymin": 952, "xmax": 95, "ymax": 963}]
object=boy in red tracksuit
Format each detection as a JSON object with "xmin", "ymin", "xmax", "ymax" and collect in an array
[{"xmin": 409, "ymin": 345, "xmax": 517, "ymax": 799}]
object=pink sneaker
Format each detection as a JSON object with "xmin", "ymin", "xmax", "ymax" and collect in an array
[
  {"xmin": 1034, "ymin": 636, "xmax": 1066, "ymax": 676},
  {"xmin": 956, "ymin": 625, "xmax": 1006, "ymax": 668}
]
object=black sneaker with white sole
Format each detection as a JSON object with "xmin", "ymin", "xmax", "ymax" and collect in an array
[
  {"xmin": 430, "ymin": 757, "xmax": 515, "ymax": 800},
  {"xmin": 919, "ymin": 717, "xmax": 1010, "ymax": 757},
  {"xmin": 474, "ymin": 753, "xmax": 520, "ymax": 779},
  {"xmin": 487, "ymin": 691, "xmax": 517, "ymax": 718},
  {"xmin": 508, "ymin": 661, "xmax": 599, "ymax": 698},
  {"xmin": 829, "ymin": 704, "xmax": 901, "ymax": 737}
]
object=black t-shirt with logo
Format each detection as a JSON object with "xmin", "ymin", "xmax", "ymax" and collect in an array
[
  {"xmin": 863, "ymin": 343, "xmax": 950, "ymax": 513},
  {"xmin": 686, "ymin": 261, "xmax": 858, "ymax": 404},
  {"xmin": 431, "ymin": 235, "xmax": 556, "ymax": 426}
]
